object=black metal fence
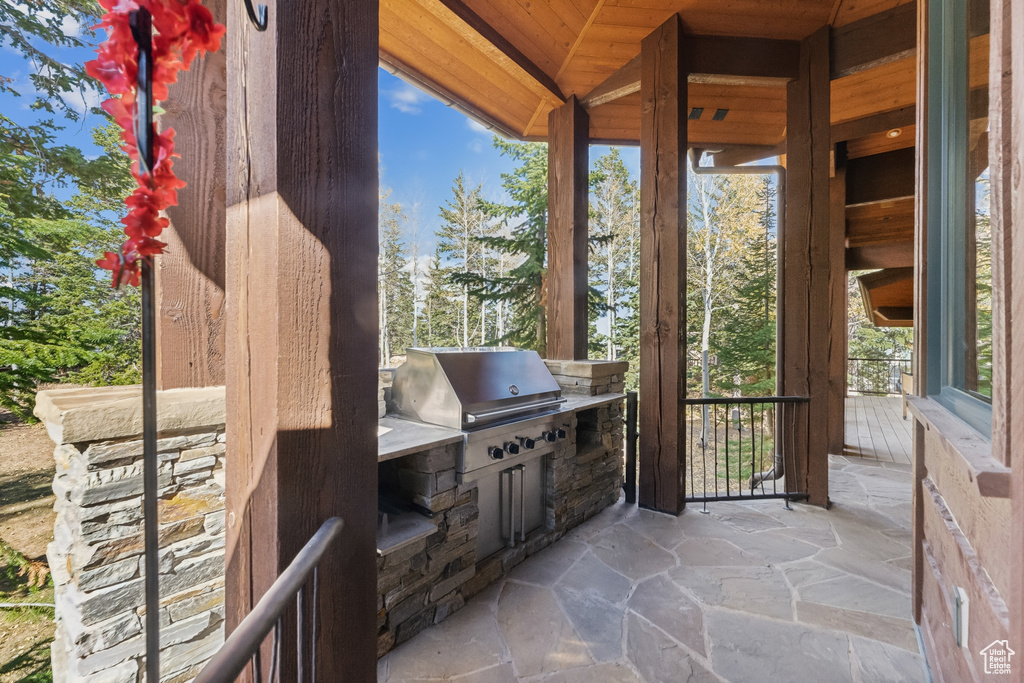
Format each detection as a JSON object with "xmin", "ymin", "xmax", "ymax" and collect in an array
[
  {"xmin": 193, "ymin": 517, "xmax": 343, "ymax": 683},
  {"xmin": 681, "ymin": 396, "xmax": 809, "ymax": 505},
  {"xmin": 848, "ymin": 357, "xmax": 912, "ymax": 396}
]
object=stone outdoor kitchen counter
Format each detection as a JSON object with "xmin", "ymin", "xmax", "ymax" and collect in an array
[{"xmin": 377, "ymin": 392, "xmax": 625, "ymax": 462}]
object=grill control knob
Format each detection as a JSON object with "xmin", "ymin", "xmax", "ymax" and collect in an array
[
  {"xmin": 488, "ymin": 446, "xmax": 504, "ymax": 460},
  {"xmin": 556, "ymin": 428, "xmax": 567, "ymax": 440},
  {"xmin": 505, "ymin": 442, "xmax": 521, "ymax": 455},
  {"xmin": 519, "ymin": 437, "xmax": 536, "ymax": 450},
  {"xmin": 543, "ymin": 431, "xmax": 557, "ymax": 443}
]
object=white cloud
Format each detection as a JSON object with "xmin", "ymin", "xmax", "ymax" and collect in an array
[
  {"xmin": 68, "ymin": 85, "xmax": 103, "ymax": 115},
  {"xmin": 468, "ymin": 140, "xmax": 483, "ymax": 153},
  {"xmin": 465, "ymin": 118, "xmax": 490, "ymax": 135},
  {"xmin": 387, "ymin": 82, "xmax": 430, "ymax": 114},
  {"xmin": 60, "ymin": 16, "xmax": 82, "ymax": 37}
]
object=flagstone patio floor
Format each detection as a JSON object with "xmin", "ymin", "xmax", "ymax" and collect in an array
[{"xmin": 377, "ymin": 455, "xmax": 925, "ymax": 682}]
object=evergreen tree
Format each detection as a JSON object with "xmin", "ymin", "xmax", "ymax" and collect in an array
[
  {"xmin": 379, "ymin": 188, "xmax": 414, "ymax": 365},
  {"xmin": 455, "ymin": 139, "xmax": 549, "ymax": 353},
  {"xmin": 1, "ymin": 120, "xmax": 141, "ymax": 419},
  {"xmin": 715, "ymin": 175, "xmax": 778, "ymax": 396},
  {"xmin": 420, "ymin": 250, "xmax": 461, "ymax": 347},
  {"xmin": 590, "ymin": 148, "xmax": 638, "ymax": 361},
  {"xmin": 436, "ymin": 173, "xmax": 488, "ymax": 346}
]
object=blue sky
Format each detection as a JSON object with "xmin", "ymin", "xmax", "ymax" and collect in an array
[
  {"xmin": 378, "ymin": 69, "xmax": 639, "ymax": 255},
  {"xmin": 1, "ymin": 22, "xmax": 641, "ymax": 255}
]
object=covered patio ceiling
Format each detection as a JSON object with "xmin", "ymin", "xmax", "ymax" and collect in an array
[{"xmin": 378, "ymin": 0, "xmax": 937, "ymax": 148}]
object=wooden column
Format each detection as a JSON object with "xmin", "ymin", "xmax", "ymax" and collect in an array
[
  {"xmin": 225, "ymin": 0, "xmax": 378, "ymax": 679},
  {"xmin": 638, "ymin": 14, "xmax": 686, "ymax": 515},
  {"xmin": 828, "ymin": 146, "xmax": 847, "ymax": 457},
  {"xmin": 155, "ymin": 0, "xmax": 226, "ymax": 389},
  {"xmin": 783, "ymin": 26, "xmax": 831, "ymax": 506},
  {"xmin": 547, "ymin": 95, "xmax": 589, "ymax": 360}
]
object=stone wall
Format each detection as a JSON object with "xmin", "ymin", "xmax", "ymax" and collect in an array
[
  {"xmin": 376, "ymin": 360, "xmax": 627, "ymax": 657},
  {"xmin": 35, "ymin": 386, "xmax": 227, "ymax": 683},
  {"xmin": 376, "ymin": 443, "xmax": 480, "ymax": 656}
]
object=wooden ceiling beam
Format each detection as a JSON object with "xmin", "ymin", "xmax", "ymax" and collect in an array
[
  {"xmin": 830, "ymin": 3, "xmax": 916, "ymax": 79},
  {"xmin": 846, "ymin": 241, "xmax": 914, "ymax": 270},
  {"xmin": 831, "ymin": 106, "xmax": 916, "ymax": 142},
  {"xmin": 580, "ymin": 54, "xmax": 640, "ymax": 109},
  {"xmin": 580, "ymin": 35, "xmax": 799, "ymax": 110},
  {"xmin": 846, "ymin": 147, "xmax": 916, "ymax": 205},
  {"xmin": 434, "ymin": 0, "xmax": 566, "ymax": 103}
]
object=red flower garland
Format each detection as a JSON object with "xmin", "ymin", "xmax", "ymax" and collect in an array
[{"xmin": 87, "ymin": 0, "xmax": 224, "ymax": 287}]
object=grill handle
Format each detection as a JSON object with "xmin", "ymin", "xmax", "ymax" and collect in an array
[{"xmin": 465, "ymin": 397, "xmax": 567, "ymax": 424}]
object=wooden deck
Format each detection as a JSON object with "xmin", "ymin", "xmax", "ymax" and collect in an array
[{"xmin": 843, "ymin": 395, "xmax": 913, "ymax": 465}]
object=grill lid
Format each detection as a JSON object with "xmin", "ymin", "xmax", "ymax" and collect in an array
[{"xmin": 391, "ymin": 347, "xmax": 563, "ymax": 430}]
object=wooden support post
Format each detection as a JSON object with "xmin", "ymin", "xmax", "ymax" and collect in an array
[
  {"xmin": 639, "ymin": 14, "xmax": 686, "ymax": 515},
  {"xmin": 155, "ymin": 0, "xmax": 226, "ymax": 389},
  {"xmin": 547, "ymin": 95, "xmax": 589, "ymax": 360},
  {"xmin": 225, "ymin": 1, "xmax": 378, "ymax": 679},
  {"xmin": 783, "ymin": 26, "xmax": 831, "ymax": 506},
  {"xmin": 828, "ymin": 146, "xmax": 847, "ymax": 457}
]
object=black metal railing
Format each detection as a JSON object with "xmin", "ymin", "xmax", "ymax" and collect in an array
[
  {"xmin": 682, "ymin": 396, "xmax": 809, "ymax": 506},
  {"xmin": 193, "ymin": 517, "xmax": 344, "ymax": 683},
  {"xmin": 848, "ymin": 357, "xmax": 912, "ymax": 396}
]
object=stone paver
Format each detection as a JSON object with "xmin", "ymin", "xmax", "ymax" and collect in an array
[{"xmin": 379, "ymin": 456, "xmax": 927, "ymax": 682}]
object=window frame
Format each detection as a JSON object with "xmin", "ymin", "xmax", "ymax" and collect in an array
[{"xmin": 925, "ymin": 0, "xmax": 993, "ymax": 438}]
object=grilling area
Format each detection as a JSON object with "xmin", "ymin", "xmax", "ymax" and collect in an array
[{"xmin": 376, "ymin": 349, "xmax": 627, "ymax": 653}]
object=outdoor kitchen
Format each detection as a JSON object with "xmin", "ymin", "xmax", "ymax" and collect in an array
[{"xmin": 375, "ymin": 348, "xmax": 627, "ymax": 655}]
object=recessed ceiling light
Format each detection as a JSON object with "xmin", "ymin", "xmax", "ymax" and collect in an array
[{"xmin": 886, "ymin": 128, "xmax": 902, "ymax": 138}]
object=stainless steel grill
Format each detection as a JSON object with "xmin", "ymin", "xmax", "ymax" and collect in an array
[
  {"xmin": 390, "ymin": 347, "xmax": 570, "ymax": 557},
  {"xmin": 391, "ymin": 347, "xmax": 565, "ymax": 431}
]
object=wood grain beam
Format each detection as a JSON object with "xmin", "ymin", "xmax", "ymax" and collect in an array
[
  {"xmin": 580, "ymin": 36, "xmax": 798, "ymax": 110},
  {"xmin": 639, "ymin": 14, "xmax": 687, "ymax": 515},
  {"xmin": 225, "ymin": 0, "xmax": 378, "ymax": 678},
  {"xmin": 547, "ymin": 96, "xmax": 589, "ymax": 360},
  {"xmin": 156, "ymin": 0, "xmax": 226, "ymax": 390},
  {"xmin": 846, "ymin": 241, "xmax": 915, "ymax": 269},
  {"xmin": 580, "ymin": 54, "xmax": 640, "ymax": 109},
  {"xmin": 830, "ymin": 3, "xmax": 916, "ymax": 79},
  {"xmin": 831, "ymin": 106, "xmax": 916, "ymax": 142},
  {"xmin": 846, "ymin": 147, "xmax": 916, "ymax": 205},
  {"xmin": 782, "ymin": 26, "xmax": 831, "ymax": 506},
  {"xmin": 435, "ymin": 0, "xmax": 565, "ymax": 102}
]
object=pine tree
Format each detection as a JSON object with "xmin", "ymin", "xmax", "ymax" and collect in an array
[
  {"xmin": 379, "ymin": 188, "xmax": 414, "ymax": 365},
  {"xmin": 420, "ymin": 250, "xmax": 461, "ymax": 347},
  {"xmin": 715, "ymin": 175, "xmax": 778, "ymax": 396},
  {"xmin": 590, "ymin": 148, "xmax": 638, "ymax": 360},
  {"xmin": 436, "ymin": 173, "xmax": 489, "ymax": 347},
  {"xmin": 454, "ymin": 140, "xmax": 549, "ymax": 353}
]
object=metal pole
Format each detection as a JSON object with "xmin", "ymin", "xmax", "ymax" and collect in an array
[{"xmin": 130, "ymin": 8, "xmax": 159, "ymax": 682}]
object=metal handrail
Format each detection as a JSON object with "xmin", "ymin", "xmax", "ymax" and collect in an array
[
  {"xmin": 194, "ymin": 517, "xmax": 344, "ymax": 683},
  {"xmin": 681, "ymin": 395, "xmax": 809, "ymax": 406}
]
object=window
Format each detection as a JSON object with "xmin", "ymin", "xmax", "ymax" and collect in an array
[{"xmin": 925, "ymin": 0, "xmax": 992, "ymax": 436}]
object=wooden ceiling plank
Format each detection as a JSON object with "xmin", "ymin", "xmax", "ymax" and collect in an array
[
  {"xmin": 846, "ymin": 241, "xmax": 914, "ymax": 269},
  {"xmin": 434, "ymin": 0, "xmax": 566, "ymax": 102},
  {"xmin": 554, "ymin": 0, "xmax": 607, "ymax": 82}
]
